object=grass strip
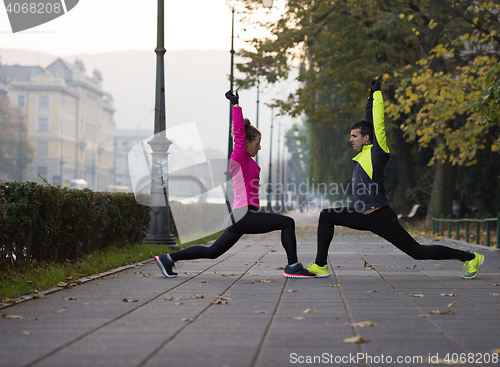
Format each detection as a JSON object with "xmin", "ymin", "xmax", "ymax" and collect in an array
[{"xmin": 0, "ymin": 231, "xmax": 221, "ymax": 301}]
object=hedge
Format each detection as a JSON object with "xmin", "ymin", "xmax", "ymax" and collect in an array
[{"xmin": 0, "ymin": 182, "xmax": 152, "ymax": 267}]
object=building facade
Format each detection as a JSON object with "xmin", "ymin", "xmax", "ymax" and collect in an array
[{"xmin": 2, "ymin": 58, "xmax": 115, "ymax": 191}]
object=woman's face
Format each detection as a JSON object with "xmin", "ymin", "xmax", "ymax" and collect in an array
[{"xmin": 246, "ymin": 135, "xmax": 261, "ymax": 157}]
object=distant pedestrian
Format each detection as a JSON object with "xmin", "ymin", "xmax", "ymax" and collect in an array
[
  {"xmin": 306, "ymin": 79, "xmax": 484, "ymax": 279},
  {"xmin": 155, "ymin": 91, "xmax": 315, "ymax": 279}
]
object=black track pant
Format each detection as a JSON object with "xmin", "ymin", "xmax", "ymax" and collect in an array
[
  {"xmin": 170, "ymin": 207, "xmax": 299, "ymax": 265},
  {"xmin": 315, "ymin": 206, "xmax": 474, "ymax": 267}
]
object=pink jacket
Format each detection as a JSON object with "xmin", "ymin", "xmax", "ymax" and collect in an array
[{"xmin": 230, "ymin": 106, "xmax": 260, "ymax": 209}]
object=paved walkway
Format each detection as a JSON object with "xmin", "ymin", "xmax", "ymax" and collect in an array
[{"xmin": 1, "ymin": 211, "xmax": 499, "ymax": 367}]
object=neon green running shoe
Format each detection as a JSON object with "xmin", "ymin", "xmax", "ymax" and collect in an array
[
  {"xmin": 305, "ymin": 262, "xmax": 330, "ymax": 278},
  {"xmin": 462, "ymin": 252, "xmax": 484, "ymax": 279}
]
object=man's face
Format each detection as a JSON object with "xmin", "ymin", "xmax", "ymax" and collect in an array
[{"xmin": 350, "ymin": 128, "xmax": 369, "ymax": 151}]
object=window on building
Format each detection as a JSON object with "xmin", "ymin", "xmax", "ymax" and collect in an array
[
  {"xmin": 37, "ymin": 115, "xmax": 50, "ymax": 132},
  {"xmin": 17, "ymin": 95, "xmax": 25, "ymax": 109},
  {"xmin": 37, "ymin": 166, "xmax": 48, "ymax": 178},
  {"xmin": 37, "ymin": 142, "xmax": 48, "ymax": 156},
  {"xmin": 38, "ymin": 95, "xmax": 50, "ymax": 110}
]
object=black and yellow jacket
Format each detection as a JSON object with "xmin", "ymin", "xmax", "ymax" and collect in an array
[{"xmin": 352, "ymin": 90, "xmax": 390, "ymax": 212}]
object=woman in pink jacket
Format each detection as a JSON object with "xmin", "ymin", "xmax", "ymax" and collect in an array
[{"xmin": 155, "ymin": 91, "xmax": 315, "ymax": 278}]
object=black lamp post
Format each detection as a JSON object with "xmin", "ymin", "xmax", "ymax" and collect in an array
[
  {"xmin": 142, "ymin": 0, "xmax": 178, "ymax": 248},
  {"xmin": 266, "ymin": 108, "xmax": 274, "ymax": 212}
]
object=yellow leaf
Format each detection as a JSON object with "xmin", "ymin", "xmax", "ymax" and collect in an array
[
  {"xmin": 430, "ymin": 310, "xmax": 455, "ymax": 314},
  {"xmin": 448, "ymin": 301, "xmax": 457, "ymax": 307},
  {"xmin": 433, "ymin": 236, "xmax": 443, "ymax": 241},
  {"xmin": 399, "ymin": 13, "xmax": 405, "ymax": 19},
  {"xmin": 2, "ymin": 313, "xmax": 23, "ymax": 319},
  {"xmin": 61, "ymin": 297, "xmax": 77, "ymax": 301},
  {"xmin": 327, "ymin": 284, "xmax": 340, "ymax": 287},
  {"xmin": 180, "ymin": 318, "xmax": 194, "ymax": 322},
  {"xmin": 22, "ymin": 331, "xmax": 31, "ymax": 336},
  {"xmin": 31, "ymin": 293, "xmax": 47, "ymax": 299},
  {"xmin": 52, "ymin": 309, "xmax": 65, "ymax": 313},
  {"xmin": 410, "ymin": 294, "xmax": 426, "ymax": 297},
  {"xmin": 439, "ymin": 293, "xmax": 458, "ymax": 297},
  {"xmin": 191, "ymin": 295, "xmax": 205, "ymax": 299},
  {"xmin": 293, "ymin": 317, "xmax": 305, "ymax": 320},
  {"xmin": 164, "ymin": 297, "xmax": 173, "ymax": 300},
  {"xmin": 259, "ymin": 279, "xmax": 275, "ymax": 283},
  {"xmin": 122, "ymin": 298, "xmax": 138, "ymax": 302},
  {"xmin": 255, "ymin": 310, "xmax": 268, "ymax": 314},
  {"xmin": 287, "ymin": 290, "xmax": 297, "ymax": 292},
  {"xmin": 57, "ymin": 282, "xmax": 67, "ymax": 287},
  {"xmin": 343, "ymin": 335, "xmax": 369, "ymax": 344},
  {"xmin": 300, "ymin": 308, "xmax": 316, "ymax": 313},
  {"xmin": 408, "ymin": 15, "xmax": 414, "ymax": 20},
  {"xmin": 366, "ymin": 290, "xmax": 377, "ymax": 293},
  {"xmin": 348, "ymin": 321, "xmax": 375, "ymax": 328}
]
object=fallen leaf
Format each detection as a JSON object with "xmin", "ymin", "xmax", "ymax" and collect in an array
[
  {"xmin": 343, "ymin": 336, "xmax": 369, "ymax": 344},
  {"xmin": 327, "ymin": 284, "xmax": 340, "ymax": 287},
  {"xmin": 410, "ymin": 294, "xmax": 426, "ymax": 297},
  {"xmin": 191, "ymin": 295, "xmax": 204, "ymax": 299},
  {"xmin": 122, "ymin": 298, "xmax": 138, "ymax": 303},
  {"xmin": 487, "ymin": 283, "xmax": 500, "ymax": 286},
  {"xmin": 2, "ymin": 297, "xmax": 17, "ymax": 304},
  {"xmin": 259, "ymin": 279, "xmax": 275, "ymax": 283},
  {"xmin": 22, "ymin": 331, "xmax": 31, "ymax": 336},
  {"xmin": 201, "ymin": 281, "xmax": 209, "ymax": 283},
  {"xmin": 175, "ymin": 296, "xmax": 183, "ymax": 301},
  {"xmin": 123, "ymin": 271, "xmax": 128, "ymax": 274},
  {"xmin": 488, "ymin": 293, "xmax": 500, "ymax": 296},
  {"xmin": 276, "ymin": 267, "xmax": 285, "ymax": 270},
  {"xmin": 164, "ymin": 297, "xmax": 173, "ymax": 300},
  {"xmin": 217, "ymin": 296, "xmax": 232, "ymax": 300},
  {"xmin": 27, "ymin": 318, "xmax": 38, "ymax": 321},
  {"xmin": 2, "ymin": 313, "xmax": 23, "ymax": 319},
  {"xmin": 293, "ymin": 317, "xmax": 305, "ymax": 320},
  {"xmin": 31, "ymin": 293, "xmax": 47, "ymax": 299},
  {"xmin": 254, "ymin": 260, "xmax": 263, "ymax": 263},
  {"xmin": 245, "ymin": 282, "xmax": 255, "ymax": 284},
  {"xmin": 448, "ymin": 301, "xmax": 457, "ymax": 307},
  {"xmin": 61, "ymin": 297, "xmax": 77, "ymax": 301},
  {"xmin": 418, "ymin": 314, "xmax": 429, "ymax": 317},
  {"xmin": 255, "ymin": 310, "xmax": 268, "ymax": 314},
  {"xmin": 52, "ymin": 309, "xmax": 65, "ymax": 313},
  {"xmin": 348, "ymin": 321, "xmax": 375, "ymax": 328},
  {"xmin": 408, "ymin": 265, "xmax": 417, "ymax": 269},
  {"xmin": 173, "ymin": 302, "xmax": 183, "ymax": 305},
  {"xmin": 439, "ymin": 293, "xmax": 458, "ymax": 297},
  {"xmin": 180, "ymin": 318, "xmax": 194, "ymax": 322},
  {"xmin": 366, "ymin": 290, "xmax": 377, "ymax": 293},
  {"xmin": 433, "ymin": 236, "xmax": 443, "ymax": 241},
  {"xmin": 212, "ymin": 300, "xmax": 228, "ymax": 304},
  {"xmin": 287, "ymin": 290, "xmax": 297, "ymax": 292},
  {"xmin": 300, "ymin": 308, "xmax": 315, "ymax": 313},
  {"xmin": 430, "ymin": 310, "xmax": 455, "ymax": 315},
  {"xmin": 57, "ymin": 281, "xmax": 67, "ymax": 287}
]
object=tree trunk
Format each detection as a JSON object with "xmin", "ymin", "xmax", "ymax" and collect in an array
[
  {"xmin": 425, "ymin": 141, "xmax": 457, "ymax": 228},
  {"xmin": 389, "ymin": 124, "xmax": 416, "ymax": 214}
]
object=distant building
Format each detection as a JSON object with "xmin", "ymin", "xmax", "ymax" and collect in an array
[
  {"xmin": 2, "ymin": 58, "xmax": 115, "ymax": 190},
  {"xmin": 114, "ymin": 129, "xmax": 153, "ymax": 190}
]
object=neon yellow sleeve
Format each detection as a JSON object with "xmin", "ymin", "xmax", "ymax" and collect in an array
[{"xmin": 373, "ymin": 90, "xmax": 389, "ymax": 153}]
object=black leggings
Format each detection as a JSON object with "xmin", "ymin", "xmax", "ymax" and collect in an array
[
  {"xmin": 170, "ymin": 207, "xmax": 299, "ymax": 265},
  {"xmin": 315, "ymin": 206, "xmax": 473, "ymax": 267}
]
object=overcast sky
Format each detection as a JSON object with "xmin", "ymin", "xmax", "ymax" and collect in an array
[{"xmin": 0, "ymin": 0, "xmax": 284, "ymax": 55}]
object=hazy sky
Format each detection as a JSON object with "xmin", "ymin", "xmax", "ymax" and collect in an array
[{"xmin": 0, "ymin": 0, "xmax": 284, "ymax": 55}]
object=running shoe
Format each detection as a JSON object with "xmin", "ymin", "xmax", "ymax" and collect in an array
[
  {"xmin": 462, "ymin": 252, "xmax": 484, "ymax": 279},
  {"xmin": 155, "ymin": 254, "xmax": 177, "ymax": 278},
  {"xmin": 283, "ymin": 263, "xmax": 316, "ymax": 278},
  {"xmin": 305, "ymin": 261, "xmax": 330, "ymax": 277}
]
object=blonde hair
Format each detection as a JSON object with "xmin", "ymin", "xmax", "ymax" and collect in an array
[{"xmin": 232, "ymin": 118, "xmax": 261, "ymax": 142}]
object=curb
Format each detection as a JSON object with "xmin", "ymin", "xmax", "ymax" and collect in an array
[{"xmin": 0, "ymin": 258, "xmax": 154, "ymax": 310}]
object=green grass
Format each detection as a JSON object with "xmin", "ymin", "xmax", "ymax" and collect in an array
[{"xmin": 0, "ymin": 231, "xmax": 222, "ymax": 301}]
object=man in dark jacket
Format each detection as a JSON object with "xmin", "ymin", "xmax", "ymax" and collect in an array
[{"xmin": 306, "ymin": 79, "xmax": 484, "ymax": 280}]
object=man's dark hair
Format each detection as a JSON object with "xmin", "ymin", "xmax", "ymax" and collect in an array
[{"xmin": 350, "ymin": 119, "xmax": 373, "ymax": 143}]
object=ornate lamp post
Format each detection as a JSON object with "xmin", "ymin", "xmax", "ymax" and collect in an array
[{"xmin": 142, "ymin": 0, "xmax": 178, "ymax": 248}]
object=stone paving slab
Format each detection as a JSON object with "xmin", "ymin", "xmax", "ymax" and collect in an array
[{"xmin": 0, "ymin": 211, "xmax": 499, "ymax": 367}]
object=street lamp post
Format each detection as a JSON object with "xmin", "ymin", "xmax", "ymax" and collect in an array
[
  {"xmin": 142, "ymin": 0, "xmax": 178, "ymax": 248},
  {"xmin": 275, "ymin": 120, "xmax": 281, "ymax": 211},
  {"xmin": 266, "ymin": 108, "xmax": 274, "ymax": 212}
]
